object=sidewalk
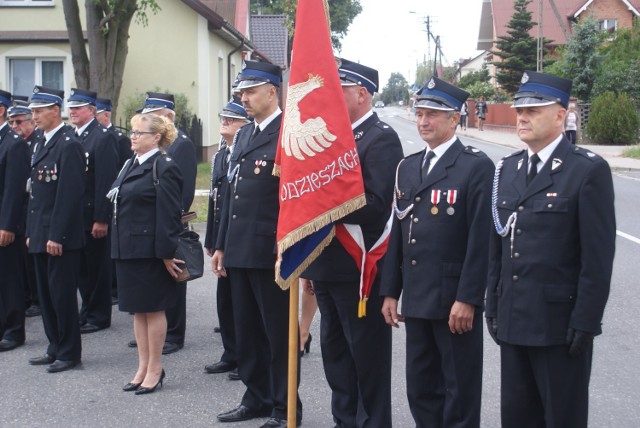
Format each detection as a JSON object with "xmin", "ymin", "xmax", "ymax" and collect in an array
[{"xmin": 393, "ymin": 106, "xmax": 640, "ymax": 172}]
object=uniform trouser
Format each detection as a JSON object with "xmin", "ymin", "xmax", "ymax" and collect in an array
[
  {"xmin": 229, "ymin": 267, "xmax": 302, "ymax": 421},
  {"xmin": 17, "ymin": 235, "xmax": 38, "ymax": 307},
  {"xmin": 500, "ymin": 342, "xmax": 592, "ymax": 428},
  {"xmin": 404, "ymin": 315, "xmax": 483, "ymax": 428},
  {"xmin": 216, "ymin": 274, "xmax": 236, "ymax": 364},
  {"xmin": 165, "ymin": 281, "xmax": 186, "ymax": 345},
  {"xmin": 33, "ymin": 251, "xmax": 82, "ymax": 361},
  {"xmin": 0, "ymin": 241, "xmax": 26, "ymax": 343},
  {"xmin": 313, "ymin": 279, "xmax": 392, "ymax": 428},
  {"xmin": 78, "ymin": 232, "xmax": 112, "ymax": 327}
]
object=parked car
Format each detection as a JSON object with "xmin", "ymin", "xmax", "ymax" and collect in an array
[{"xmin": 374, "ymin": 101, "xmax": 385, "ymax": 108}]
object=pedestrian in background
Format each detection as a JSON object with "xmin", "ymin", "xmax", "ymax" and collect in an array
[
  {"xmin": 459, "ymin": 100, "xmax": 468, "ymax": 130},
  {"xmin": 565, "ymin": 103, "xmax": 578, "ymax": 144},
  {"xmin": 109, "ymin": 113, "xmax": 183, "ymax": 395},
  {"xmin": 486, "ymin": 71, "xmax": 615, "ymax": 427},
  {"xmin": 476, "ymin": 96, "xmax": 488, "ymax": 131}
]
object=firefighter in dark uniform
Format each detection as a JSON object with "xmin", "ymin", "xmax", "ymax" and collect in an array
[
  {"xmin": 203, "ymin": 96, "xmax": 249, "ymax": 375},
  {"xmin": 486, "ymin": 71, "xmax": 616, "ymax": 428},
  {"xmin": 26, "ymin": 86, "xmax": 86, "ymax": 373},
  {"xmin": 7, "ymin": 96, "xmax": 42, "ymax": 318},
  {"xmin": 95, "ymin": 97, "xmax": 133, "ymax": 168},
  {"xmin": 95, "ymin": 97, "xmax": 132, "ymax": 305},
  {"xmin": 126, "ymin": 92, "xmax": 197, "ymax": 354},
  {"xmin": 381, "ymin": 78, "xmax": 494, "ymax": 428},
  {"xmin": 300, "ymin": 59, "xmax": 403, "ymax": 428},
  {"xmin": 67, "ymin": 89, "xmax": 119, "ymax": 334},
  {"xmin": 0, "ymin": 89, "xmax": 31, "ymax": 352},
  {"xmin": 212, "ymin": 60, "xmax": 302, "ymax": 428}
]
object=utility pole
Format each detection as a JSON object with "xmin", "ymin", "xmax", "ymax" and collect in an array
[{"xmin": 537, "ymin": 0, "xmax": 544, "ymax": 71}]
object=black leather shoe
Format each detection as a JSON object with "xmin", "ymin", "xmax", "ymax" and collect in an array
[
  {"xmin": 122, "ymin": 382, "xmax": 142, "ymax": 392},
  {"xmin": 135, "ymin": 369, "xmax": 165, "ymax": 395},
  {"xmin": 217, "ymin": 405, "xmax": 269, "ymax": 422},
  {"xmin": 47, "ymin": 360, "xmax": 80, "ymax": 373},
  {"xmin": 25, "ymin": 304, "xmax": 41, "ymax": 317},
  {"xmin": 214, "ymin": 326, "xmax": 221, "ymax": 333},
  {"xmin": 227, "ymin": 368, "xmax": 240, "ymax": 381},
  {"xmin": 0, "ymin": 339, "xmax": 24, "ymax": 352},
  {"xmin": 205, "ymin": 361, "xmax": 236, "ymax": 374},
  {"xmin": 162, "ymin": 342, "xmax": 183, "ymax": 355},
  {"xmin": 127, "ymin": 339, "xmax": 137, "ymax": 348},
  {"xmin": 80, "ymin": 323, "xmax": 106, "ymax": 334},
  {"xmin": 260, "ymin": 417, "xmax": 301, "ymax": 428},
  {"xmin": 29, "ymin": 354, "xmax": 55, "ymax": 365}
]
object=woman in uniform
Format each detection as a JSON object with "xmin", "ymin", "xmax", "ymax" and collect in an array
[{"xmin": 109, "ymin": 114, "xmax": 183, "ymax": 395}]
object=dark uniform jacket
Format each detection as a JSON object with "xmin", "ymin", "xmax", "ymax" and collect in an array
[
  {"xmin": 0, "ymin": 124, "xmax": 30, "ymax": 235},
  {"xmin": 204, "ymin": 144, "xmax": 231, "ymax": 250},
  {"xmin": 110, "ymin": 152, "xmax": 183, "ymax": 260},
  {"xmin": 107, "ymin": 124, "xmax": 132, "ymax": 169},
  {"xmin": 26, "ymin": 125, "xmax": 86, "ymax": 253},
  {"xmin": 24, "ymin": 128, "xmax": 43, "ymax": 154},
  {"xmin": 304, "ymin": 112, "xmax": 404, "ymax": 282},
  {"xmin": 216, "ymin": 115, "xmax": 281, "ymax": 269},
  {"xmin": 77, "ymin": 119, "xmax": 119, "ymax": 231},
  {"xmin": 166, "ymin": 132, "xmax": 197, "ymax": 213},
  {"xmin": 486, "ymin": 138, "xmax": 615, "ymax": 346},
  {"xmin": 380, "ymin": 140, "xmax": 495, "ymax": 319}
]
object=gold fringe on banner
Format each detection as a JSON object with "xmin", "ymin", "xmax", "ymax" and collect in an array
[{"xmin": 275, "ymin": 193, "xmax": 366, "ymax": 289}]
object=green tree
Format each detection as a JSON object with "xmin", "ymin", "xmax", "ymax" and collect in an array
[
  {"xmin": 586, "ymin": 91, "xmax": 639, "ymax": 145},
  {"xmin": 62, "ymin": 0, "xmax": 160, "ymax": 118},
  {"xmin": 380, "ymin": 72, "xmax": 410, "ymax": 105},
  {"xmin": 491, "ymin": 0, "xmax": 547, "ymax": 94},
  {"xmin": 556, "ymin": 15, "xmax": 601, "ymax": 101},
  {"xmin": 251, "ymin": 0, "xmax": 362, "ymax": 50},
  {"xmin": 457, "ymin": 68, "xmax": 491, "ymax": 90},
  {"xmin": 466, "ymin": 82, "xmax": 496, "ymax": 100}
]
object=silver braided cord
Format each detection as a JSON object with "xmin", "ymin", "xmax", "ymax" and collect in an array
[{"xmin": 492, "ymin": 159, "xmax": 517, "ymax": 237}]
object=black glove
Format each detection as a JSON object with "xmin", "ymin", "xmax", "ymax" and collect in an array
[
  {"xmin": 486, "ymin": 317, "xmax": 499, "ymax": 345},
  {"xmin": 566, "ymin": 328, "xmax": 594, "ymax": 357}
]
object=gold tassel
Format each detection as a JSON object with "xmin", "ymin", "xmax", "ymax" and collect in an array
[{"xmin": 358, "ymin": 297, "xmax": 368, "ymax": 318}]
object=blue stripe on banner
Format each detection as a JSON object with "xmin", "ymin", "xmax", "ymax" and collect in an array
[{"xmin": 279, "ymin": 224, "xmax": 333, "ymax": 280}]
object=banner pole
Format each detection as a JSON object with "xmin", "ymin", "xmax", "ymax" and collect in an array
[{"xmin": 287, "ymin": 279, "xmax": 300, "ymax": 428}]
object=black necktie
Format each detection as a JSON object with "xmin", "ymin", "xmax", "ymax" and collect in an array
[
  {"xmin": 422, "ymin": 150, "xmax": 436, "ymax": 181},
  {"xmin": 132, "ymin": 158, "xmax": 140, "ymax": 168},
  {"xmin": 252, "ymin": 126, "xmax": 261, "ymax": 140},
  {"xmin": 527, "ymin": 153, "xmax": 540, "ymax": 185}
]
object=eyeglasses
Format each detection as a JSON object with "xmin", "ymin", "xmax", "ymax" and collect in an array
[
  {"xmin": 8, "ymin": 119, "xmax": 30, "ymax": 126},
  {"xmin": 219, "ymin": 116, "xmax": 238, "ymax": 125},
  {"xmin": 129, "ymin": 130, "xmax": 156, "ymax": 138}
]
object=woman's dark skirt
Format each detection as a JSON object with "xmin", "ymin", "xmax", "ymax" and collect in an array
[{"xmin": 115, "ymin": 258, "xmax": 177, "ymax": 313}]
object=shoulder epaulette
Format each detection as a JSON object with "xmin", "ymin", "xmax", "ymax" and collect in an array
[
  {"xmin": 405, "ymin": 150, "xmax": 423, "ymax": 160},
  {"xmin": 463, "ymin": 145, "xmax": 487, "ymax": 157},
  {"xmin": 571, "ymin": 146, "xmax": 600, "ymax": 161},
  {"xmin": 375, "ymin": 120, "xmax": 392, "ymax": 131},
  {"xmin": 502, "ymin": 149, "xmax": 524, "ymax": 160}
]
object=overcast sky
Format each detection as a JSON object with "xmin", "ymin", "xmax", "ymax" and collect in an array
[{"xmin": 338, "ymin": 0, "xmax": 484, "ymax": 89}]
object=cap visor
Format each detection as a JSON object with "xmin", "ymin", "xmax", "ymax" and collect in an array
[
  {"xmin": 67, "ymin": 101, "xmax": 91, "ymax": 108},
  {"xmin": 141, "ymin": 106, "xmax": 164, "ymax": 114},
  {"xmin": 220, "ymin": 112, "xmax": 248, "ymax": 120},
  {"xmin": 237, "ymin": 80, "xmax": 267, "ymax": 90},
  {"xmin": 511, "ymin": 98, "xmax": 557, "ymax": 108},
  {"xmin": 28, "ymin": 101, "xmax": 57, "ymax": 109},
  {"xmin": 415, "ymin": 99, "xmax": 455, "ymax": 111}
]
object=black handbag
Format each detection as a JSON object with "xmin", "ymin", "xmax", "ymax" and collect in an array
[{"xmin": 153, "ymin": 155, "xmax": 204, "ymax": 282}]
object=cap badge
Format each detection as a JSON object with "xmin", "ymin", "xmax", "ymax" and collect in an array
[
  {"xmin": 427, "ymin": 78, "xmax": 436, "ymax": 89},
  {"xmin": 70, "ymin": 89, "xmax": 75, "ymax": 96},
  {"xmin": 335, "ymin": 58, "xmax": 342, "ymax": 69},
  {"xmin": 33, "ymin": 86, "xmax": 40, "ymax": 94},
  {"xmin": 242, "ymin": 62, "xmax": 247, "ymax": 70},
  {"xmin": 521, "ymin": 73, "xmax": 529, "ymax": 84}
]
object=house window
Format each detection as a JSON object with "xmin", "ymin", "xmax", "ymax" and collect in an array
[
  {"xmin": 0, "ymin": 0, "xmax": 54, "ymax": 6},
  {"xmin": 599, "ymin": 19, "xmax": 617, "ymax": 34},
  {"xmin": 9, "ymin": 58, "xmax": 64, "ymax": 96}
]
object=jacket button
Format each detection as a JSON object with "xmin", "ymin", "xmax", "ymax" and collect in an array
[
  {"xmin": 516, "ymin": 229, "xmax": 522, "ymax": 235},
  {"xmin": 232, "ymin": 214, "xmax": 237, "ymax": 219},
  {"xmin": 518, "ymin": 206, "xmax": 524, "ymax": 212},
  {"xmin": 547, "ymin": 203, "xmax": 553, "ymax": 208},
  {"xmin": 415, "ymin": 196, "xmax": 421, "ymax": 202},
  {"xmin": 234, "ymin": 195, "xmax": 239, "ymax": 200},
  {"xmin": 241, "ymin": 158, "xmax": 245, "ymax": 162},
  {"xmin": 238, "ymin": 177, "xmax": 243, "ymax": 181},
  {"xmin": 512, "ymin": 275, "xmax": 519, "ymax": 282},
  {"xmin": 411, "ymin": 260, "xmax": 417, "ymax": 266},
  {"xmin": 413, "ymin": 217, "xmax": 419, "ymax": 223},
  {"xmin": 410, "ymin": 239, "xmax": 416, "ymax": 244},
  {"xmin": 513, "ymin": 252, "xmax": 520, "ymax": 258}
]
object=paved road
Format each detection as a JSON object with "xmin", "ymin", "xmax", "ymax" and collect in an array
[{"xmin": 2, "ymin": 110, "xmax": 639, "ymax": 427}]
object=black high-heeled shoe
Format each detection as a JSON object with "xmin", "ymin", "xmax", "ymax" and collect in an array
[
  {"xmin": 300, "ymin": 334, "xmax": 312, "ymax": 357},
  {"xmin": 122, "ymin": 381, "xmax": 142, "ymax": 392},
  {"xmin": 135, "ymin": 369, "xmax": 165, "ymax": 395}
]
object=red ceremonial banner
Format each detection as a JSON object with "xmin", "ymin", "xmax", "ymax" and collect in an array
[{"xmin": 274, "ymin": 0, "xmax": 365, "ymax": 289}]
